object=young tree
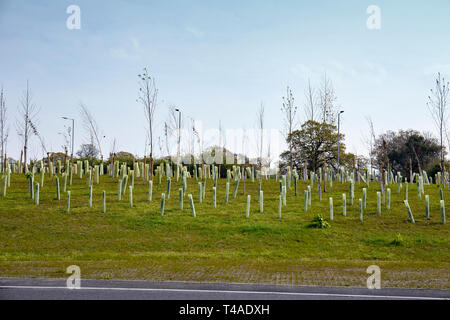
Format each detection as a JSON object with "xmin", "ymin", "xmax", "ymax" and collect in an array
[
  {"xmin": 427, "ymin": 72, "xmax": 449, "ymax": 183},
  {"xmin": 281, "ymin": 86, "xmax": 297, "ymax": 171},
  {"xmin": 364, "ymin": 116, "xmax": 376, "ymax": 179},
  {"xmin": 319, "ymin": 74, "xmax": 337, "ymax": 125},
  {"xmin": 137, "ymin": 68, "xmax": 158, "ymax": 181},
  {"xmin": 16, "ymin": 81, "xmax": 40, "ymax": 171},
  {"xmin": 166, "ymin": 105, "xmax": 184, "ymax": 163},
  {"xmin": 304, "ymin": 79, "xmax": 318, "ymax": 122},
  {"xmin": 0, "ymin": 86, "xmax": 8, "ymax": 170},
  {"xmin": 166, "ymin": 105, "xmax": 182, "ymax": 137},
  {"xmin": 59, "ymin": 125, "xmax": 71, "ymax": 156},
  {"xmin": 164, "ymin": 122, "xmax": 171, "ymax": 159},
  {"xmin": 109, "ymin": 138, "xmax": 117, "ymax": 176},
  {"xmin": 256, "ymin": 103, "xmax": 265, "ymax": 183},
  {"xmin": 80, "ymin": 103, "xmax": 104, "ymax": 161},
  {"xmin": 28, "ymin": 117, "xmax": 47, "ymax": 158}
]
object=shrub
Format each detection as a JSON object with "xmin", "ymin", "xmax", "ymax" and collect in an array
[
  {"xmin": 390, "ymin": 233, "xmax": 404, "ymax": 246},
  {"xmin": 308, "ymin": 214, "xmax": 330, "ymax": 229}
]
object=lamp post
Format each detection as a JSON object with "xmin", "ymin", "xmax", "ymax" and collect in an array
[
  {"xmin": 175, "ymin": 108, "xmax": 181, "ymax": 165},
  {"xmin": 62, "ymin": 117, "xmax": 75, "ymax": 167},
  {"xmin": 337, "ymin": 110, "xmax": 344, "ymax": 169}
]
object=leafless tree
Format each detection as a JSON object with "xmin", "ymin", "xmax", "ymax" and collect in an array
[
  {"xmin": 80, "ymin": 103, "xmax": 103, "ymax": 160},
  {"xmin": 110, "ymin": 138, "xmax": 117, "ymax": 155},
  {"xmin": 28, "ymin": 118, "xmax": 47, "ymax": 157},
  {"xmin": 166, "ymin": 105, "xmax": 185, "ymax": 163},
  {"xmin": 192, "ymin": 121, "xmax": 203, "ymax": 164},
  {"xmin": 218, "ymin": 120, "xmax": 224, "ymax": 172},
  {"xmin": 427, "ymin": 72, "xmax": 449, "ymax": 182},
  {"xmin": 266, "ymin": 137, "xmax": 273, "ymax": 175},
  {"xmin": 166, "ymin": 105, "xmax": 183, "ymax": 137},
  {"xmin": 304, "ymin": 79, "xmax": 318, "ymax": 122},
  {"xmin": 109, "ymin": 138, "xmax": 117, "ymax": 176},
  {"xmin": 164, "ymin": 122, "xmax": 170, "ymax": 158},
  {"xmin": 319, "ymin": 73, "xmax": 337, "ymax": 125},
  {"xmin": 241, "ymin": 127, "xmax": 248, "ymax": 164},
  {"xmin": 281, "ymin": 86, "xmax": 297, "ymax": 170},
  {"xmin": 256, "ymin": 103, "xmax": 265, "ymax": 183},
  {"xmin": 137, "ymin": 68, "xmax": 158, "ymax": 181},
  {"xmin": 0, "ymin": 86, "xmax": 9, "ymax": 170},
  {"xmin": 364, "ymin": 116, "xmax": 376, "ymax": 179},
  {"xmin": 157, "ymin": 136, "xmax": 164, "ymax": 159},
  {"xmin": 59, "ymin": 125, "xmax": 71, "ymax": 155},
  {"xmin": 16, "ymin": 81, "xmax": 40, "ymax": 170}
]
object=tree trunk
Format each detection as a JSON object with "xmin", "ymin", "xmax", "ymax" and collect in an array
[
  {"xmin": 23, "ymin": 144, "xmax": 27, "ymax": 172},
  {"xmin": 19, "ymin": 150, "xmax": 23, "ymax": 174},
  {"xmin": 143, "ymin": 156, "xmax": 146, "ymax": 184},
  {"xmin": 380, "ymin": 163, "xmax": 385, "ymax": 204},
  {"xmin": 150, "ymin": 154, "xmax": 154, "ymax": 181},
  {"xmin": 242, "ymin": 166, "xmax": 246, "ymax": 194},
  {"xmin": 409, "ymin": 158, "xmax": 413, "ymax": 183}
]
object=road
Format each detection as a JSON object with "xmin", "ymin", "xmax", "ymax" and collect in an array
[{"xmin": 0, "ymin": 277, "xmax": 448, "ymax": 300}]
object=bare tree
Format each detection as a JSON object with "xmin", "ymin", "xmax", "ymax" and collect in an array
[
  {"xmin": 266, "ymin": 136, "xmax": 273, "ymax": 175},
  {"xmin": 365, "ymin": 116, "xmax": 376, "ymax": 179},
  {"xmin": 166, "ymin": 105, "xmax": 185, "ymax": 163},
  {"xmin": 137, "ymin": 68, "xmax": 158, "ymax": 181},
  {"xmin": 16, "ymin": 81, "xmax": 40, "ymax": 171},
  {"xmin": 0, "ymin": 86, "xmax": 9, "ymax": 170},
  {"xmin": 166, "ymin": 105, "xmax": 183, "ymax": 138},
  {"xmin": 28, "ymin": 118, "xmax": 47, "ymax": 157},
  {"xmin": 256, "ymin": 103, "xmax": 265, "ymax": 183},
  {"xmin": 427, "ymin": 72, "xmax": 449, "ymax": 182},
  {"xmin": 319, "ymin": 73, "xmax": 337, "ymax": 125},
  {"xmin": 218, "ymin": 120, "xmax": 224, "ymax": 173},
  {"xmin": 188, "ymin": 117, "xmax": 197, "ymax": 163},
  {"xmin": 281, "ymin": 86, "xmax": 297, "ymax": 170},
  {"xmin": 157, "ymin": 135, "xmax": 164, "ymax": 159},
  {"xmin": 192, "ymin": 121, "xmax": 204, "ymax": 165},
  {"xmin": 59, "ymin": 125, "xmax": 71, "ymax": 155},
  {"xmin": 110, "ymin": 138, "xmax": 117, "ymax": 176},
  {"xmin": 110, "ymin": 138, "xmax": 117, "ymax": 155},
  {"xmin": 164, "ymin": 122, "xmax": 170, "ymax": 158},
  {"xmin": 304, "ymin": 79, "xmax": 318, "ymax": 122},
  {"xmin": 79, "ymin": 103, "xmax": 103, "ymax": 161}
]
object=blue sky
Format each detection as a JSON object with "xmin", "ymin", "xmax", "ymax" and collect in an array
[{"xmin": 1, "ymin": 0, "xmax": 450, "ymax": 161}]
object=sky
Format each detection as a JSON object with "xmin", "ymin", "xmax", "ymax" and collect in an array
[{"xmin": 1, "ymin": 0, "xmax": 450, "ymax": 163}]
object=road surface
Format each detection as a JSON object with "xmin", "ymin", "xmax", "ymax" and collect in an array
[{"xmin": 0, "ymin": 277, "xmax": 448, "ymax": 300}]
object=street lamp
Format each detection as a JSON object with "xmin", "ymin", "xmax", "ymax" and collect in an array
[
  {"xmin": 337, "ymin": 110, "xmax": 344, "ymax": 169},
  {"xmin": 175, "ymin": 108, "xmax": 181, "ymax": 165},
  {"xmin": 62, "ymin": 117, "xmax": 75, "ymax": 167}
]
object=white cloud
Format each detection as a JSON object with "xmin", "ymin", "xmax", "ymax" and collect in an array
[
  {"xmin": 131, "ymin": 37, "xmax": 140, "ymax": 50},
  {"xmin": 186, "ymin": 26, "xmax": 204, "ymax": 39},
  {"xmin": 423, "ymin": 64, "xmax": 450, "ymax": 77},
  {"xmin": 110, "ymin": 37, "xmax": 141, "ymax": 61},
  {"xmin": 290, "ymin": 60, "xmax": 388, "ymax": 85}
]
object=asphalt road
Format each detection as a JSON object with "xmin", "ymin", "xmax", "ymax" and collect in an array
[{"xmin": 0, "ymin": 277, "xmax": 448, "ymax": 300}]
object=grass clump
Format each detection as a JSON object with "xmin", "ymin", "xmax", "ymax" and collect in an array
[
  {"xmin": 390, "ymin": 233, "xmax": 404, "ymax": 246},
  {"xmin": 308, "ymin": 214, "xmax": 330, "ymax": 229}
]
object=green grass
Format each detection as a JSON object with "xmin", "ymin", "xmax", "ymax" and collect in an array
[{"xmin": 0, "ymin": 172, "xmax": 449, "ymax": 289}]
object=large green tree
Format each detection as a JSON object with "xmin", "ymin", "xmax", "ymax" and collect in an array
[
  {"xmin": 280, "ymin": 120, "xmax": 345, "ymax": 172},
  {"xmin": 371, "ymin": 130, "xmax": 442, "ymax": 177}
]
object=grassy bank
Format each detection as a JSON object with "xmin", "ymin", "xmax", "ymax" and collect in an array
[{"xmin": 0, "ymin": 173, "xmax": 448, "ymax": 289}]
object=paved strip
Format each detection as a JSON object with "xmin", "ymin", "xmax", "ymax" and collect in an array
[
  {"xmin": 0, "ymin": 285, "xmax": 447, "ymax": 300},
  {"xmin": 1, "ymin": 278, "xmax": 448, "ymax": 300}
]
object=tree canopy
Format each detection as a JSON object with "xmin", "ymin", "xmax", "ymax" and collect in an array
[
  {"xmin": 76, "ymin": 143, "xmax": 99, "ymax": 159},
  {"xmin": 281, "ymin": 120, "xmax": 346, "ymax": 172},
  {"xmin": 371, "ymin": 130, "xmax": 442, "ymax": 177}
]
